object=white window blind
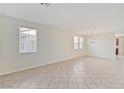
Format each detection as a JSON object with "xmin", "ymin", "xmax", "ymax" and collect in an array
[
  {"xmin": 73, "ymin": 36, "xmax": 84, "ymax": 50},
  {"xmin": 79, "ymin": 37, "xmax": 84, "ymax": 49},
  {"xmin": 74, "ymin": 36, "xmax": 79, "ymax": 49},
  {"xmin": 19, "ymin": 27, "xmax": 37, "ymax": 53}
]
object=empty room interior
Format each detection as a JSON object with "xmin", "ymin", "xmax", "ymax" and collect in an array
[{"xmin": 0, "ymin": 3, "xmax": 124, "ymax": 89}]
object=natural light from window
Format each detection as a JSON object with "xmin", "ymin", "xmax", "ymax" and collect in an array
[
  {"xmin": 19, "ymin": 27, "xmax": 37, "ymax": 53},
  {"xmin": 73, "ymin": 36, "xmax": 83, "ymax": 50}
]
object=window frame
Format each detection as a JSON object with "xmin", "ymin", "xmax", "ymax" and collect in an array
[
  {"xmin": 73, "ymin": 36, "xmax": 79, "ymax": 49},
  {"xmin": 79, "ymin": 37, "xmax": 84, "ymax": 49},
  {"xmin": 73, "ymin": 36, "xmax": 84, "ymax": 50},
  {"xmin": 19, "ymin": 26, "xmax": 38, "ymax": 54}
]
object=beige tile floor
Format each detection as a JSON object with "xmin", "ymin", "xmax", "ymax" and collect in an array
[{"xmin": 0, "ymin": 56, "xmax": 124, "ymax": 89}]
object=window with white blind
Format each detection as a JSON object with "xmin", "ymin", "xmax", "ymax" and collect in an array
[
  {"xmin": 74, "ymin": 36, "xmax": 79, "ymax": 49},
  {"xmin": 73, "ymin": 36, "xmax": 84, "ymax": 50},
  {"xmin": 19, "ymin": 27, "xmax": 37, "ymax": 53},
  {"xmin": 79, "ymin": 37, "xmax": 84, "ymax": 49}
]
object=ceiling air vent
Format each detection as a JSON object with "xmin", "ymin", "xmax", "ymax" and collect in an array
[{"xmin": 40, "ymin": 3, "xmax": 51, "ymax": 7}]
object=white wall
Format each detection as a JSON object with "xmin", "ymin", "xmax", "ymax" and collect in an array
[
  {"xmin": 0, "ymin": 15, "xmax": 85, "ymax": 75},
  {"xmin": 85, "ymin": 33, "xmax": 115, "ymax": 59}
]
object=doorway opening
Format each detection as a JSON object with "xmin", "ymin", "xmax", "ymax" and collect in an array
[{"xmin": 115, "ymin": 34, "xmax": 124, "ymax": 59}]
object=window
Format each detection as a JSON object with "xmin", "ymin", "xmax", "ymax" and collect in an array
[
  {"xmin": 73, "ymin": 36, "xmax": 84, "ymax": 49},
  {"xmin": 19, "ymin": 27, "xmax": 37, "ymax": 53},
  {"xmin": 79, "ymin": 37, "xmax": 84, "ymax": 49},
  {"xmin": 74, "ymin": 36, "xmax": 79, "ymax": 49}
]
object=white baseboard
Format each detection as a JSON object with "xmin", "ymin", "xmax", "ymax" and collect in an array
[
  {"xmin": 0, "ymin": 55, "xmax": 84, "ymax": 76},
  {"xmin": 86, "ymin": 54, "xmax": 115, "ymax": 60}
]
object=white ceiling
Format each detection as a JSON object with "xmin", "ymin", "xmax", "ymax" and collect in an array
[{"xmin": 0, "ymin": 3, "xmax": 124, "ymax": 33}]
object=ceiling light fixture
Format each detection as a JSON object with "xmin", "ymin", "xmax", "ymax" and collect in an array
[{"xmin": 40, "ymin": 3, "xmax": 51, "ymax": 7}]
